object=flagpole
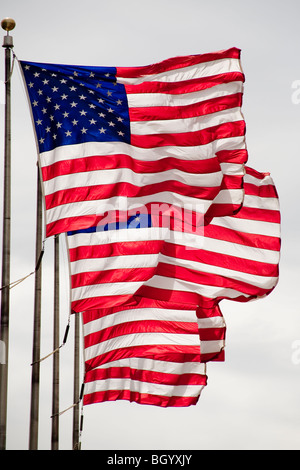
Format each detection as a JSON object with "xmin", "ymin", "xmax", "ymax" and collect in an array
[
  {"xmin": 51, "ymin": 234, "xmax": 60, "ymax": 450},
  {"xmin": 29, "ymin": 168, "xmax": 43, "ymax": 450},
  {"xmin": 73, "ymin": 312, "xmax": 80, "ymax": 450},
  {"xmin": 0, "ymin": 18, "xmax": 15, "ymax": 451}
]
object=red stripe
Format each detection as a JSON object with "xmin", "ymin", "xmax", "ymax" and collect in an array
[
  {"xmin": 131, "ymin": 120, "xmax": 246, "ymax": 148},
  {"xmin": 45, "ymin": 180, "xmax": 221, "ymax": 211},
  {"xmin": 117, "ymin": 47, "xmax": 241, "ymax": 78},
  {"xmin": 124, "ymin": 72, "xmax": 244, "ymax": 95},
  {"xmin": 85, "ymin": 365, "xmax": 206, "ymax": 386},
  {"xmin": 71, "ymin": 267, "xmax": 155, "ymax": 289},
  {"xmin": 41, "ymin": 155, "xmax": 221, "ymax": 181},
  {"xmin": 204, "ymin": 223, "xmax": 281, "ymax": 251},
  {"xmin": 243, "ymin": 182, "xmax": 279, "ymax": 198},
  {"xmin": 85, "ymin": 344, "xmax": 201, "ymax": 370},
  {"xmin": 83, "ymin": 389, "xmax": 201, "ymax": 407},
  {"xmin": 69, "ymin": 240, "xmax": 163, "ymax": 262},
  {"xmin": 161, "ymin": 243, "xmax": 279, "ymax": 278},
  {"xmin": 84, "ymin": 320, "xmax": 198, "ymax": 349},
  {"xmin": 233, "ymin": 206, "xmax": 280, "ymax": 223},
  {"xmin": 129, "ymin": 93, "xmax": 243, "ymax": 122},
  {"xmin": 155, "ymin": 263, "xmax": 272, "ymax": 296}
]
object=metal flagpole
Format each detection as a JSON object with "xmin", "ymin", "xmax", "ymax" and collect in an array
[
  {"xmin": 29, "ymin": 168, "xmax": 43, "ymax": 450},
  {"xmin": 0, "ymin": 17, "xmax": 15, "ymax": 451},
  {"xmin": 73, "ymin": 312, "xmax": 80, "ymax": 450},
  {"xmin": 51, "ymin": 234, "xmax": 60, "ymax": 450}
]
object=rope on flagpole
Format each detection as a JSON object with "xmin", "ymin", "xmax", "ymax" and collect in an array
[
  {"xmin": 30, "ymin": 317, "xmax": 71, "ymax": 365},
  {"xmin": 0, "ymin": 239, "xmax": 46, "ymax": 291},
  {"xmin": 51, "ymin": 381, "xmax": 85, "ymax": 419}
]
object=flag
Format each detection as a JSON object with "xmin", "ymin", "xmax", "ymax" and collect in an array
[
  {"xmin": 82, "ymin": 298, "xmax": 208, "ymax": 407},
  {"xmin": 20, "ymin": 47, "xmax": 248, "ymax": 238},
  {"xmin": 67, "ymin": 167, "xmax": 280, "ymax": 314}
]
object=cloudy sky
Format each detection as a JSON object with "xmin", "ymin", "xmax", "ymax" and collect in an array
[{"xmin": 0, "ymin": 0, "xmax": 299, "ymax": 450}]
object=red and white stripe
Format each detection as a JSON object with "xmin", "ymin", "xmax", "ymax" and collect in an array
[
  {"xmin": 82, "ymin": 299, "xmax": 209, "ymax": 407},
  {"xmin": 40, "ymin": 47, "xmax": 247, "ymax": 236},
  {"xmin": 67, "ymin": 167, "xmax": 280, "ymax": 313}
]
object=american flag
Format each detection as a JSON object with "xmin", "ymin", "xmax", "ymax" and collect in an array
[
  {"xmin": 68, "ymin": 166, "xmax": 280, "ymax": 406},
  {"xmin": 20, "ymin": 49, "xmax": 281, "ymax": 408},
  {"xmin": 20, "ymin": 47, "xmax": 247, "ymax": 238},
  {"xmin": 67, "ymin": 167, "xmax": 280, "ymax": 316},
  {"xmin": 82, "ymin": 298, "xmax": 209, "ymax": 407}
]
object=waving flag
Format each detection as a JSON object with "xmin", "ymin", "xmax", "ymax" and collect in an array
[
  {"xmin": 82, "ymin": 298, "xmax": 209, "ymax": 407},
  {"xmin": 20, "ymin": 47, "xmax": 247, "ymax": 238},
  {"xmin": 67, "ymin": 167, "xmax": 280, "ymax": 314},
  {"xmin": 69, "ymin": 166, "xmax": 280, "ymax": 408}
]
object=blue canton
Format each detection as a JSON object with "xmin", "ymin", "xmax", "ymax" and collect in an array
[{"xmin": 21, "ymin": 61, "xmax": 131, "ymax": 152}]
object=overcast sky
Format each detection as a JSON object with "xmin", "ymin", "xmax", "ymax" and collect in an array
[{"xmin": 0, "ymin": 0, "xmax": 299, "ymax": 450}]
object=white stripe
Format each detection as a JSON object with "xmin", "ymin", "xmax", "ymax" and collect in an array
[
  {"xmin": 130, "ymin": 107, "xmax": 243, "ymax": 135},
  {"xmin": 43, "ymin": 167, "xmax": 222, "ymax": 195},
  {"xmin": 39, "ymin": 136, "xmax": 247, "ymax": 167},
  {"xmin": 197, "ymin": 317, "xmax": 226, "ymax": 329},
  {"xmin": 126, "ymin": 82, "xmax": 243, "ymax": 108},
  {"xmin": 46, "ymin": 192, "xmax": 211, "ymax": 225},
  {"xmin": 91, "ymin": 357, "xmax": 206, "ymax": 375},
  {"xmin": 160, "ymin": 254, "xmax": 278, "ymax": 289},
  {"xmin": 85, "ymin": 332, "xmax": 201, "ymax": 361},
  {"xmin": 83, "ymin": 308, "xmax": 197, "ymax": 336},
  {"xmin": 201, "ymin": 339, "xmax": 225, "ymax": 355},
  {"xmin": 71, "ymin": 275, "xmax": 252, "ymax": 303},
  {"xmin": 71, "ymin": 253, "xmax": 160, "ymax": 274},
  {"xmin": 84, "ymin": 377, "xmax": 204, "ymax": 398},
  {"xmin": 117, "ymin": 57, "xmax": 242, "ymax": 85}
]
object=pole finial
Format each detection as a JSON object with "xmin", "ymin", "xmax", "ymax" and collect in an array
[{"xmin": 1, "ymin": 18, "xmax": 16, "ymax": 32}]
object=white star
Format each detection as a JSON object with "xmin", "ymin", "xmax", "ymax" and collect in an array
[
  {"xmin": 61, "ymin": 94, "xmax": 68, "ymax": 100},
  {"xmin": 36, "ymin": 119, "xmax": 42, "ymax": 125},
  {"xmin": 72, "ymin": 119, "xmax": 78, "ymax": 126},
  {"xmin": 89, "ymin": 119, "xmax": 97, "ymax": 125},
  {"xmin": 89, "ymin": 104, "xmax": 96, "ymax": 109},
  {"xmin": 99, "ymin": 127, "xmax": 106, "ymax": 134},
  {"xmin": 54, "ymin": 104, "xmax": 61, "ymax": 110},
  {"xmin": 32, "ymin": 100, "xmax": 38, "ymax": 107},
  {"xmin": 70, "ymin": 101, "xmax": 78, "ymax": 108},
  {"xmin": 53, "ymin": 134, "xmax": 57, "ymax": 140},
  {"xmin": 81, "ymin": 127, "xmax": 87, "ymax": 134},
  {"xmin": 117, "ymin": 117, "xmax": 124, "ymax": 122},
  {"xmin": 70, "ymin": 86, "xmax": 77, "ymax": 91},
  {"xmin": 63, "ymin": 111, "xmax": 69, "ymax": 118},
  {"xmin": 37, "ymin": 89, "xmax": 43, "ymax": 96},
  {"xmin": 28, "ymin": 82, "xmax": 34, "ymax": 88},
  {"xmin": 98, "ymin": 112, "xmax": 105, "ymax": 118},
  {"xmin": 46, "ymin": 127, "xmax": 51, "ymax": 133},
  {"xmin": 107, "ymin": 91, "xmax": 112, "ymax": 97},
  {"xmin": 43, "ymin": 79, "xmax": 49, "ymax": 85},
  {"xmin": 56, "ymin": 122, "xmax": 62, "ymax": 129},
  {"xmin": 46, "ymin": 96, "xmax": 52, "ymax": 103},
  {"xmin": 65, "ymin": 130, "xmax": 72, "ymax": 137},
  {"xmin": 39, "ymin": 137, "xmax": 45, "ymax": 144},
  {"xmin": 42, "ymin": 108, "xmax": 47, "ymax": 114},
  {"xmin": 116, "ymin": 99, "xmax": 123, "ymax": 105},
  {"xmin": 52, "ymin": 86, "xmax": 59, "ymax": 92},
  {"xmin": 89, "ymin": 72, "xmax": 95, "ymax": 78},
  {"xmin": 118, "ymin": 131, "xmax": 125, "ymax": 137},
  {"xmin": 107, "ymin": 107, "xmax": 114, "ymax": 113},
  {"xmin": 34, "ymin": 72, "xmax": 40, "ymax": 78},
  {"xmin": 79, "ymin": 110, "xmax": 87, "ymax": 116},
  {"xmin": 60, "ymin": 79, "xmax": 67, "ymax": 84},
  {"xmin": 79, "ymin": 94, "xmax": 86, "ymax": 100},
  {"xmin": 108, "ymin": 121, "xmax": 115, "ymax": 127},
  {"xmin": 98, "ymin": 98, "xmax": 104, "ymax": 104}
]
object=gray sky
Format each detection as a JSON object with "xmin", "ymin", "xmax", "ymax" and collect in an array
[{"xmin": 0, "ymin": 0, "xmax": 299, "ymax": 450}]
